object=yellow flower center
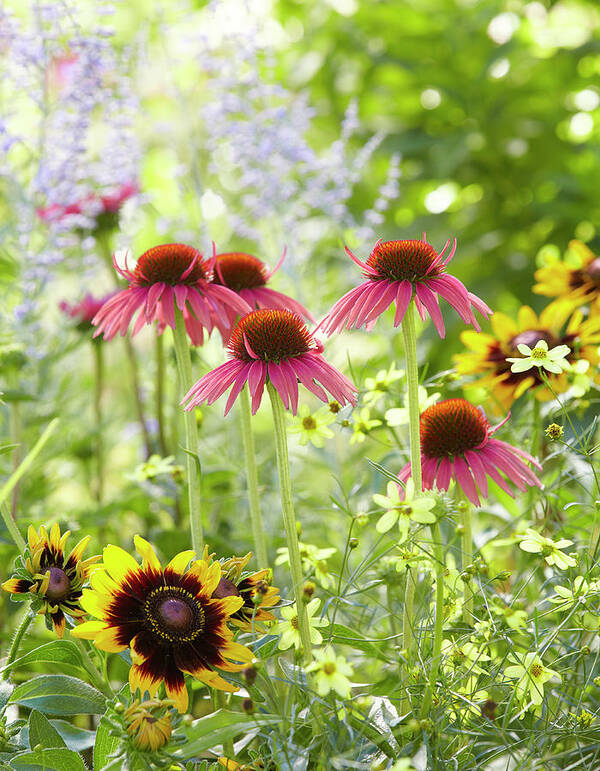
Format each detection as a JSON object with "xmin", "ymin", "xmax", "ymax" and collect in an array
[
  {"xmin": 530, "ymin": 664, "xmax": 543, "ymax": 678},
  {"xmin": 323, "ymin": 662, "xmax": 336, "ymax": 675},
  {"xmin": 530, "ymin": 346, "xmax": 548, "ymax": 361},
  {"xmin": 302, "ymin": 416, "xmax": 317, "ymax": 430},
  {"xmin": 291, "ymin": 615, "xmax": 299, "ymax": 630}
]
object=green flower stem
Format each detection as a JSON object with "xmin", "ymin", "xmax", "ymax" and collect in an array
[
  {"xmin": 93, "ymin": 342, "xmax": 105, "ymax": 504},
  {"xmin": 400, "ymin": 301, "xmax": 422, "ymax": 492},
  {"xmin": 459, "ymin": 497, "xmax": 473, "ymax": 624},
  {"xmin": 155, "ymin": 333, "xmax": 169, "ymax": 457},
  {"xmin": 172, "ymin": 308, "xmax": 203, "ymax": 554},
  {"xmin": 1, "ymin": 501, "xmax": 26, "ymax": 553},
  {"xmin": 400, "ymin": 301, "xmax": 422, "ymax": 690},
  {"xmin": 123, "ymin": 336, "xmax": 152, "ymax": 459},
  {"xmin": 9, "ymin": 399, "xmax": 21, "ymax": 520},
  {"xmin": 239, "ymin": 385, "xmax": 268, "ymax": 567},
  {"xmin": 420, "ymin": 521, "xmax": 445, "ymax": 718},
  {"xmin": 73, "ymin": 639, "xmax": 114, "ymax": 698},
  {"xmin": 1, "ymin": 608, "xmax": 34, "ymax": 680},
  {"xmin": 267, "ymin": 383, "xmax": 312, "ymax": 664},
  {"xmin": 400, "ymin": 567, "xmax": 416, "ymax": 714}
]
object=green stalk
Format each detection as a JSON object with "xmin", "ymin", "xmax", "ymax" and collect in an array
[
  {"xmin": 1, "ymin": 608, "xmax": 34, "ymax": 680},
  {"xmin": 122, "ymin": 336, "xmax": 152, "ymax": 459},
  {"xmin": 267, "ymin": 383, "xmax": 312, "ymax": 664},
  {"xmin": 401, "ymin": 568, "xmax": 416, "ymax": 707},
  {"xmin": 9, "ymin": 401, "xmax": 21, "ymax": 520},
  {"xmin": 155, "ymin": 333, "xmax": 169, "ymax": 457},
  {"xmin": 459, "ymin": 498, "xmax": 473, "ymax": 624},
  {"xmin": 92, "ymin": 342, "xmax": 104, "ymax": 504},
  {"xmin": 420, "ymin": 521, "xmax": 445, "ymax": 718},
  {"xmin": 1, "ymin": 501, "xmax": 26, "ymax": 553},
  {"xmin": 239, "ymin": 385, "xmax": 268, "ymax": 567},
  {"xmin": 73, "ymin": 639, "xmax": 114, "ymax": 698},
  {"xmin": 172, "ymin": 308, "xmax": 203, "ymax": 554},
  {"xmin": 400, "ymin": 301, "xmax": 423, "ymax": 700}
]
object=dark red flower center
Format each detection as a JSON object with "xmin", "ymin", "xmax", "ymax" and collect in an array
[
  {"xmin": 133, "ymin": 244, "xmax": 207, "ymax": 287},
  {"xmin": 366, "ymin": 240, "xmax": 440, "ymax": 282},
  {"xmin": 214, "ymin": 253, "xmax": 267, "ymax": 291},
  {"xmin": 212, "ymin": 577, "xmax": 241, "ymax": 599},
  {"xmin": 587, "ymin": 258, "xmax": 600, "ymax": 284},
  {"xmin": 45, "ymin": 567, "xmax": 70, "ymax": 603},
  {"xmin": 228, "ymin": 309, "xmax": 313, "ymax": 363},
  {"xmin": 420, "ymin": 399, "xmax": 489, "ymax": 458},
  {"xmin": 144, "ymin": 587, "xmax": 205, "ymax": 643},
  {"xmin": 510, "ymin": 329, "xmax": 558, "ymax": 351}
]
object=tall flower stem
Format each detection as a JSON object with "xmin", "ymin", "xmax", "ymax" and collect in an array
[
  {"xmin": 267, "ymin": 383, "xmax": 312, "ymax": 664},
  {"xmin": 123, "ymin": 336, "xmax": 152, "ymax": 459},
  {"xmin": 155, "ymin": 333, "xmax": 169, "ymax": 457},
  {"xmin": 239, "ymin": 385, "xmax": 268, "ymax": 567},
  {"xmin": 0, "ymin": 501, "xmax": 26, "ymax": 552},
  {"xmin": 1, "ymin": 608, "xmax": 34, "ymax": 680},
  {"xmin": 458, "ymin": 497, "xmax": 473, "ymax": 624},
  {"xmin": 92, "ymin": 342, "xmax": 105, "ymax": 504},
  {"xmin": 400, "ymin": 301, "xmax": 423, "ymax": 701},
  {"xmin": 9, "ymin": 400, "xmax": 21, "ymax": 520},
  {"xmin": 172, "ymin": 308, "xmax": 203, "ymax": 554},
  {"xmin": 401, "ymin": 568, "xmax": 416, "ymax": 701},
  {"xmin": 420, "ymin": 521, "xmax": 445, "ymax": 718}
]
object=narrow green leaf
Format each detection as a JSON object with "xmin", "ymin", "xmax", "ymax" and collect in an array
[
  {"xmin": 175, "ymin": 709, "xmax": 279, "ymax": 760},
  {"xmin": 10, "ymin": 675, "xmax": 106, "ymax": 716},
  {"xmin": 9, "ymin": 747, "xmax": 86, "ymax": 771},
  {"xmin": 28, "ymin": 711, "xmax": 66, "ymax": 749}
]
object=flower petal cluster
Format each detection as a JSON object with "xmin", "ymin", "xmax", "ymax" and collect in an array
[
  {"xmin": 504, "ymin": 652, "xmax": 561, "ymax": 711},
  {"xmin": 288, "ymin": 405, "xmax": 336, "ymax": 447},
  {"xmin": 517, "ymin": 529, "xmax": 577, "ymax": 570},
  {"xmin": 363, "ymin": 363, "xmax": 405, "ymax": 406},
  {"xmin": 372, "ymin": 478, "xmax": 436, "ymax": 539},
  {"xmin": 398, "ymin": 399, "xmax": 542, "ymax": 506},
  {"xmin": 2, "ymin": 524, "xmax": 99, "ymax": 637},
  {"xmin": 182, "ymin": 309, "xmax": 357, "ymax": 415},
  {"xmin": 60, "ymin": 292, "xmax": 117, "ymax": 334},
  {"xmin": 213, "ymin": 250, "xmax": 314, "ymax": 340},
  {"xmin": 305, "ymin": 646, "xmax": 354, "ymax": 698},
  {"xmin": 350, "ymin": 407, "xmax": 382, "ymax": 444},
  {"xmin": 506, "ymin": 339, "xmax": 571, "ymax": 374},
  {"xmin": 321, "ymin": 236, "xmax": 491, "ymax": 339},
  {"xmin": 71, "ymin": 536, "xmax": 253, "ymax": 712},
  {"xmin": 455, "ymin": 303, "xmax": 600, "ymax": 410},
  {"xmin": 92, "ymin": 245, "xmax": 251, "ymax": 346},
  {"xmin": 534, "ymin": 240, "xmax": 600, "ymax": 307},
  {"xmin": 273, "ymin": 598, "xmax": 328, "ymax": 650}
]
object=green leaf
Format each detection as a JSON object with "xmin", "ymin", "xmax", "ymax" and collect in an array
[
  {"xmin": 48, "ymin": 722, "xmax": 94, "ymax": 752},
  {"xmin": 9, "ymin": 748, "xmax": 86, "ymax": 771},
  {"xmin": 330, "ymin": 623, "xmax": 387, "ymax": 659},
  {"xmin": 10, "ymin": 676, "xmax": 106, "ymax": 716},
  {"xmin": 175, "ymin": 709, "xmax": 279, "ymax": 760},
  {"xmin": 0, "ymin": 681, "xmax": 14, "ymax": 710},
  {"xmin": 93, "ymin": 716, "xmax": 121, "ymax": 771},
  {"xmin": 28, "ymin": 711, "xmax": 66, "ymax": 749},
  {"xmin": 1, "ymin": 641, "xmax": 85, "ymax": 676}
]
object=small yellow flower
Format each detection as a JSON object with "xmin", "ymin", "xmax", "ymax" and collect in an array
[
  {"xmin": 385, "ymin": 385, "xmax": 440, "ymax": 426},
  {"xmin": 441, "ymin": 639, "xmax": 490, "ymax": 676},
  {"xmin": 275, "ymin": 542, "xmax": 337, "ymax": 589},
  {"xmin": 363, "ymin": 363, "xmax": 404, "ymax": 406},
  {"xmin": 272, "ymin": 598, "xmax": 328, "ymax": 651},
  {"xmin": 518, "ymin": 529, "xmax": 577, "ymax": 570},
  {"xmin": 372, "ymin": 478, "xmax": 436, "ymax": 540},
  {"xmin": 545, "ymin": 423, "xmax": 564, "ymax": 440},
  {"xmin": 506, "ymin": 339, "xmax": 571, "ymax": 374},
  {"xmin": 288, "ymin": 405, "xmax": 335, "ymax": 447},
  {"xmin": 350, "ymin": 407, "xmax": 382, "ymax": 444},
  {"xmin": 306, "ymin": 646, "xmax": 353, "ymax": 698},
  {"xmin": 504, "ymin": 652, "xmax": 561, "ymax": 711}
]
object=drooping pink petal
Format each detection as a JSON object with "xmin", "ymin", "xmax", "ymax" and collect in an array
[
  {"xmin": 393, "ymin": 280, "xmax": 413, "ymax": 327},
  {"xmin": 224, "ymin": 363, "xmax": 253, "ymax": 415},
  {"xmin": 416, "ymin": 283, "xmax": 445, "ymax": 338},
  {"xmin": 453, "ymin": 456, "xmax": 480, "ymax": 505},
  {"xmin": 464, "ymin": 450, "xmax": 489, "ymax": 499},
  {"xmin": 267, "ymin": 362, "xmax": 290, "ymax": 410},
  {"xmin": 247, "ymin": 361, "xmax": 268, "ymax": 413},
  {"xmin": 278, "ymin": 359, "xmax": 300, "ymax": 415}
]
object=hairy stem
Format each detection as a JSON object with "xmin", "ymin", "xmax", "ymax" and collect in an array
[
  {"xmin": 420, "ymin": 521, "xmax": 445, "ymax": 717},
  {"xmin": 239, "ymin": 385, "xmax": 268, "ymax": 566},
  {"xmin": 267, "ymin": 383, "xmax": 312, "ymax": 664},
  {"xmin": 459, "ymin": 498, "xmax": 473, "ymax": 624},
  {"xmin": 2, "ymin": 608, "xmax": 34, "ymax": 680},
  {"xmin": 172, "ymin": 308, "xmax": 203, "ymax": 554}
]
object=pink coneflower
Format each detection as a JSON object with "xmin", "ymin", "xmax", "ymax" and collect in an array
[
  {"xmin": 212, "ymin": 250, "xmax": 314, "ymax": 339},
  {"xmin": 37, "ymin": 182, "xmax": 139, "ymax": 225},
  {"xmin": 92, "ymin": 244, "xmax": 251, "ymax": 346},
  {"xmin": 398, "ymin": 398, "xmax": 542, "ymax": 506},
  {"xmin": 60, "ymin": 292, "xmax": 116, "ymax": 331},
  {"xmin": 321, "ymin": 236, "xmax": 491, "ymax": 338},
  {"xmin": 182, "ymin": 308, "xmax": 357, "ymax": 415}
]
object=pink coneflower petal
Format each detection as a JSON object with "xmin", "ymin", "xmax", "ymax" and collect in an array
[
  {"xmin": 92, "ymin": 244, "xmax": 251, "ymax": 345},
  {"xmin": 398, "ymin": 398, "xmax": 541, "ymax": 504},
  {"xmin": 181, "ymin": 309, "xmax": 357, "ymax": 415},
  {"xmin": 323, "ymin": 237, "xmax": 489, "ymax": 338}
]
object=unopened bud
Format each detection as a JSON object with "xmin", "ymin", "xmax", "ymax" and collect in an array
[
  {"xmin": 349, "ymin": 537, "xmax": 359, "ymax": 549},
  {"xmin": 243, "ymin": 666, "xmax": 258, "ymax": 686},
  {"xmin": 242, "ymin": 698, "xmax": 254, "ymax": 713},
  {"xmin": 495, "ymin": 570, "xmax": 512, "ymax": 581},
  {"xmin": 303, "ymin": 581, "xmax": 316, "ymax": 600},
  {"xmin": 545, "ymin": 423, "xmax": 564, "ymax": 440}
]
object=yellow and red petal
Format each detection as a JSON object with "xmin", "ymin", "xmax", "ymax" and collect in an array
[
  {"xmin": 89, "ymin": 568, "xmax": 119, "ymax": 597},
  {"xmin": 131, "ymin": 632, "xmax": 155, "ymax": 664},
  {"xmin": 102, "ymin": 545, "xmax": 141, "ymax": 584},
  {"xmin": 129, "ymin": 664, "xmax": 162, "ymax": 699},
  {"xmin": 51, "ymin": 611, "xmax": 66, "ymax": 638},
  {"xmin": 133, "ymin": 535, "xmax": 163, "ymax": 574},
  {"xmin": 165, "ymin": 550, "xmax": 196, "ymax": 576},
  {"xmin": 164, "ymin": 671, "xmax": 188, "ymax": 713},
  {"xmin": 1, "ymin": 578, "xmax": 33, "ymax": 594},
  {"xmin": 64, "ymin": 536, "xmax": 91, "ymax": 569},
  {"xmin": 194, "ymin": 669, "xmax": 238, "ymax": 693},
  {"xmin": 491, "ymin": 312, "xmax": 517, "ymax": 341},
  {"xmin": 70, "ymin": 619, "xmax": 110, "ymax": 640},
  {"xmin": 79, "ymin": 588, "xmax": 111, "ymax": 619},
  {"xmin": 94, "ymin": 626, "xmax": 129, "ymax": 653}
]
